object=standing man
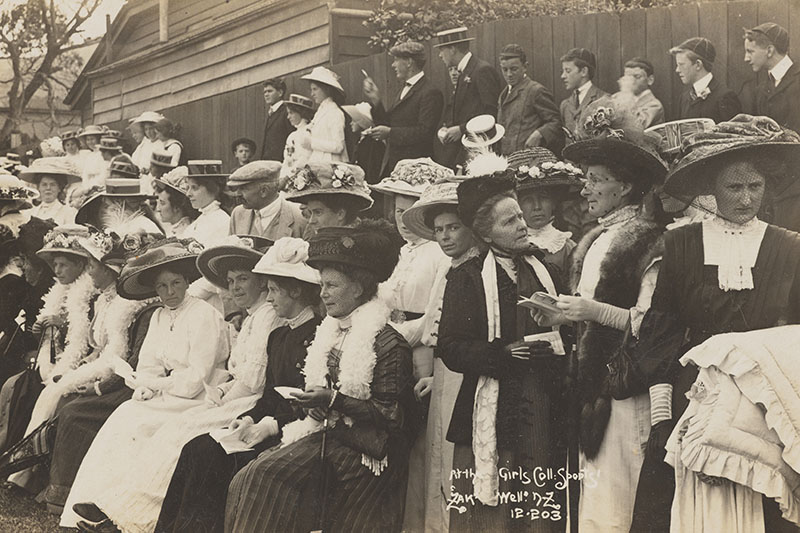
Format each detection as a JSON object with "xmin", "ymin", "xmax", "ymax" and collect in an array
[
  {"xmin": 227, "ymin": 160, "xmax": 307, "ymax": 240},
  {"xmin": 744, "ymin": 23, "xmax": 800, "ymax": 133},
  {"xmin": 559, "ymin": 48, "xmax": 607, "ymax": 139},
  {"xmin": 363, "ymin": 41, "xmax": 444, "ymax": 177},
  {"xmin": 496, "ymin": 44, "xmax": 563, "ymax": 155},
  {"xmin": 260, "ymin": 78, "xmax": 294, "ymax": 162},
  {"xmin": 434, "ymin": 27, "xmax": 502, "ymax": 170},
  {"xmin": 619, "ymin": 57, "xmax": 665, "ymax": 128},
  {"xmin": 670, "ymin": 37, "xmax": 740, "ymax": 123}
]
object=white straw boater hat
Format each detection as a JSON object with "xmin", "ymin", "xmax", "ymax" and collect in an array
[
  {"xmin": 433, "ymin": 27, "xmax": 475, "ymax": 47},
  {"xmin": 36, "ymin": 224, "xmax": 95, "ymax": 267},
  {"xmin": 301, "ymin": 66, "xmax": 345, "ymax": 98},
  {"xmin": 252, "ymin": 237, "xmax": 320, "ymax": 285},
  {"xmin": 284, "ymin": 162, "xmax": 373, "ymax": 211},
  {"xmin": 0, "ymin": 173, "xmax": 40, "ymax": 208},
  {"xmin": 196, "ymin": 234, "xmax": 273, "ymax": 290},
  {"xmin": 19, "ymin": 157, "xmax": 82, "ymax": 187},
  {"xmin": 370, "ymin": 157, "xmax": 454, "ymax": 198},
  {"xmin": 401, "ymin": 181, "xmax": 460, "ymax": 241},
  {"xmin": 462, "ymin": 115, "xmax": 505, "ymax": 149},
  {"xmin": 117, "ymin": 237, "xmax": 204, "ymax": 300}
]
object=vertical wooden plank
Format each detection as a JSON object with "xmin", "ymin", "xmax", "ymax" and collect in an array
[
  {"xmin": 757, "ymin": 0, "xmax": 789, "ymax": 25},
  {"xmin": 669, "ymin": 4, "xmax": 699, "ymax": 119},
  {"xmin": 646, "ymin": 7, "xmax": 673, "ymax": 120},
  {"xmin": 728, "ymin": 2, "xmax": 759, "ymax": 99},
  {"xmin": 574, "ymin": 13, "xmax": 598, "ymax": 55},
  {"xmin": 551, "ymin": 15, "xmax": 575, "ymax": 105},
  {"xmin": 790, "ymin": 0, "xmax": 800, "ymax": 61},
  {"xmin": 531, "ymin": 16, "xmax": 555, "ymax": 99},
  {"xmin": 474, "ymin": 20, "xmax": 497, "ymax": 68},
  {"xmin": 698, "ymin": 2, "xmax": 730, "ymax": 91},
  {"xmin": 498, "ymin": 18, "xmax": 535, "ymax": 65},
  {"xmin": 596, "ymin": 13, "xmax": 621, "ymax": 94},
  {"xmin": 620, "ymin": 9, "xmax": 647, "ymax": 63}
]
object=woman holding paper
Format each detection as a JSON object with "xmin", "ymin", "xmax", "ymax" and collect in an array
[
  {"xmin": 436, "ymin": 152, "xmax": 567, "ymax": 533},
  {"xmin": 536, "ymin": 102, "xmax": 667, "ymax": 532},
  {"xmin": 60, "ymin": 238, "xmax": 230, "ymax": 530},
  {"xmin": 156, "ymin": 237, "xmax": 322, "ymax": 533}
]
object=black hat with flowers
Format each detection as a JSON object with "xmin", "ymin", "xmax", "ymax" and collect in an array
[
  {"xmin": 508, "ymin": 147, "xmax": 583, "ymax": 195},
  {"xmin": 307, "ymin": 218, "xmax": 403, "ymax": 282}
]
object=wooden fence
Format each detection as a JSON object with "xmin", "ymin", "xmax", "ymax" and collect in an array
[{"xmin": 112, "ymin": 0, "xmax": 798, "ymax": 170}]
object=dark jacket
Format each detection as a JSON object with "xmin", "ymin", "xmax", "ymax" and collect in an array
[
  {"xmin": 755, "ymin": 60, "xmax": 800, "ymax": 134},
  {"xmin": 260, "ymin": 103, "xmax": 294, "ymax": 161},
  {"xmin": 498, "ymin": 76, "xmax": 564, "ymax": 154},
  {"xmin": 678, "ymin": 75, "xmax": 741, "ymax": 123},
  {"xmin": 372, "ymin": 74, "xmax": 444, "ymax": 177},
  {"xmin": 560, "ymin": 83, "xmax": 607, "ymax": 139}
]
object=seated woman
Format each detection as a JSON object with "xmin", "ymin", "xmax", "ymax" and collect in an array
[
  {"xmin": 60, "ymin": 237, "xmax": 230, "ymax": 530},
  {"xmin": 225, "ymin": 220, "xmax": 417, "ymax": 533},
  {"xmin": 507, "ymin": 147, "xmax": 582, "ymax": 273},
  {"xmin": 20, "ymin": 157, "xmax": 80, "ymax": 226},
  {"xmin": 66, "ymin": 236, "xmax": 280, "ymax": 532},
  {"xmin": 182, "ymin": 161, "xmax": 230, "ymax": 247},
  {"xmin": 153, "ymin": 166, "xmax": 199, "ymax": 238},
  {"xmin": 629, "ymin": 115, "xmax": 800, "ymax": 533},
  {"xmin": 156, "ymin": 237, "xmax": 322, "ymax": 533}
]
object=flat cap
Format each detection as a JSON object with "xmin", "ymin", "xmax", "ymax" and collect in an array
[
  {"xmin": 227, "ymin": 160, "xmax": 282, "ymax": 186},
  {"xmin": 390, "ymin": 41, "xmax": 425, "ymax": 60},
  {"xmin": 499, "ymin": 43, "xmax": 526, "ymax": 60},
  {"xmin": 670, "ymin": 37, "xmax": 716, "ymax": 65},
  {"xmin": 747, "ymin": 22, "xmax": 789, "ymax": 52}
]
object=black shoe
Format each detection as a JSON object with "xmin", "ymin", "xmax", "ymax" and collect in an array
[
  {"xmin": 73, "ymin": 502, "xmax": 108, "ymax": 522},
  {"xmin": 77, "ymin": 519, "xmax": 120, "ymax": 533}
]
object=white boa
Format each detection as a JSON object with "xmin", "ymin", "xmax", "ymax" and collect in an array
[
  {"xmin": 280, "ymin": 298, "xmax": 391, "ymax": 475},
  {"xmin": 37, "ymin": 272, "xmax": 99, "ymax": 382},
  {"xmin": 58, "ymin": 292, "xmax": 158, "ymax": 393}
]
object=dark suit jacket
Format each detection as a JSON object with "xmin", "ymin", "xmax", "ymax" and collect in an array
[
  {"xmin": 756, "ymin": 61, "xmax": 800, "ymax": 134},
  {"xmin": 560, "ymin": 84, "xmax": 608, "ymax": 139},
  {"xmin": 678, "ymin": 75, "xmax": 741, "ymax": 123},
  {"xmin": 260, "ymin": 103, "xmax": 294, "ymax": 161},
  {"xmin": 372, "ymin": 74, "xmax": 444, "ymax": 177},
  {"xmin": 497, "ymin": 76, "xmax": 563, "ymax": 155}
]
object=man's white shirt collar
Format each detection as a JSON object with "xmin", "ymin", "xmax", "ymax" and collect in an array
[
  {"xmin": 769, "ymin": 55, "xmax": 794, "ymax": 86},
  {"xmin": 693, "ymin": 72, "xmax": 713, "ymax": 95},
  {"xmin": 457, "ymin": 52, "xmax": 473, "ymax": 73}
]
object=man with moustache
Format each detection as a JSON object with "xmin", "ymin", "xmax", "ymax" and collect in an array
[
  {"xmin": 496, "ymin": 44, "xmax": 564, "ymax": 154},
  {"xmin": 559, "ymin": 48, "xmax": 607, "ymax": 139},
  {"xmin": 363, "ymin": 41, "xmax": 444, "ymax": 177},
  {"xmin": 227, "ymin": 161, "xmax": 306, "ymax": 240}
]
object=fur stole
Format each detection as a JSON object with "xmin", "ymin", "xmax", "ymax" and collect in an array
[
  {"xmin": 571, "ymin": 215, "xmax": 663, "ymax": 459},
  {"xmin": 58, "ymin": 290, "xmax": 159, "ymax": 393},
  {"xmin": 280, "ymin": 297, "xmax": 391, "ymax": 475},
  {"xmin": 37, "ymin": 272, "xmax": 100, "ymax": 382}
]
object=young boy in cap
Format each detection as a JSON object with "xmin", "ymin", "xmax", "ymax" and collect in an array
[
  {"xmin": 363, "ymin": 40, "xmax": 444, "ymax": 177},
  {"xmin": 497, "ymin": 43, "xmax": 563, "ymax": 154},
  {"xmin": 670, "ymin": 37, "xmax": 740, "ymax": 122},
  {"xmin": 559, "ymin": 47, "xmax": 608, "ymax": 138},
  {"xmin": 744, "ymin": 22, "xmax": 800, "ymax": 133}
]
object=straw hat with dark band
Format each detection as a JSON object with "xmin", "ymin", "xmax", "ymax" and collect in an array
[
  {"xmin": 196, "ymin": 235, "xmax": 269, "ymax": 290},
  {"xmin": 434, "ymin": 27, "xmax": 474, "ymax": 47},
  {"xmin": 186, "ymin": 160, "xmax": 229, "ymax": 180},
  {"xmin": 401, "ymin": 181, "xmax": 460, "ymax": 241}
]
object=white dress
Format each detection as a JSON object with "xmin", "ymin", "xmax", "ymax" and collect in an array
[
  {"xmin": 60, "ymin": 296, "xmax": 230, "ymax": 529},
  {"xmin": 306, "ymin": 98, "xmax": 348, "ymax": 163},
  {"xmin": 131, "ymin": 138, "xmax": 154, "ymax": 172},
  {"xmin": 182, "ymin": 200, "xmax": 229, "ymax": 247},
  {"xmin": 281, "ymin": 122, "xmax": 313, "ymax": 178},
  {"xmin": 29, "ymin": 201, "xmax": 77, "ymax": 226},
  {"xmin": 577, "ymin": 206, "xmax": 660, "ymax": 533}
]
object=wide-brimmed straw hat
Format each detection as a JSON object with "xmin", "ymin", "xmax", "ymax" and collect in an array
[
  {"xmin": 36, "ymin": 224, "xmax": 94, "ymax": 267},
  {"xmin": 196, "ymin": 235, "xmax": 270, "ymax": 290},
  {"xmin": 462, "ymin": 115, "xmax": 505, "ymax": 149},
  {"xmin": 371, "ymin": 157, "xmax": 454, "ymax": 198},
  {"xmin": 562, "ymin": 96, "xmax": 667, "ymax": 185},
  {"xmin": 401, "ymin": 181, "xmax": 460, "ymax": 241},
  {"xmin": 252, "ymin": 237, "xmax": 320, "ymax": 285},
  {"xmin": 285, "ymin": 162, "xmax": 373, "ymax": 210},
  {"xmin": 301, "ymin": 67, "xmax": 345, "ymax": 98},
  {"xmin": 342, "ymin": 103, "xmax": 374, "ymax": 130},
  {"xmin": 118, "ymin": 237, "xmax": 204, "ymax": 300},
  {"xmin": 77, "ymin": 125, "xmax": 106, "ymax": 138},
  {"xmin": 154, "ymin": 166, "xmax": 189, "ymax": 198},
  {"xmin": 508, "ymin": 148, "xmax": 583, "ymax": 194},
  {"xmin": 131, "ymin": 111, "xmax": 165, "ymax": 124},
  {"xmin": 19, "ymin": 157, "xmax": 81, "ymax": 186},
  {"xmin": 0, "ymin": 173, "xmax": 39, "ymax": 208},
  {"xmin": 664, "ymin": 114, "xmax": 800, "ymax": 203}
]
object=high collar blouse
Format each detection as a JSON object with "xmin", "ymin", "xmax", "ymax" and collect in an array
[{"xmin": 184, "ymin": 200, "xmax": 230, "ymax": 247}]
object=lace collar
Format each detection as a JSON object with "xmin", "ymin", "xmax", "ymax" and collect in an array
[
  {"xmin": 528, "ymin": 222, "xmax": 572, "ymax": 254},
  {"xmin": 598, "ymin": 204, "xmax": 639, "ymax": 229},
  {"xmin": 702, "ymin": 216, "xmax": 767, "ymax": 292}
]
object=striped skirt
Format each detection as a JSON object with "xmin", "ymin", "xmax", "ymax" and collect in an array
[{"xmin": 225, "ymin": 432, "xmax": 410, "ymax": 533}]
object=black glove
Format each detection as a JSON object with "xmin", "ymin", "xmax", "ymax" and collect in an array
[
  {"xmin": 646, "ymin": 419, "xmax": 674, "ymax": 460},
  {"xmin": 505, "ymin": 340, "xmax": 556, "ymax": 364}
]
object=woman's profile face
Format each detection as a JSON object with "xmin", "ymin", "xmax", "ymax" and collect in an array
[
  {"xmin": 484, "ymin": 197, "xmax": 530, "ymax": 253},
  {"xmin": 580, "ymin": 164, "xmax": 631, "ymax": 219},
  {"xmin": 713, "ymin": 161, "xmax": 765, "ymax": 225},
  {"xmin": 309, "ymin": 83, "xmax": 328, "ymax": 105},
  {"xmin": 185, "ymin": 178, "xmax": 216, "ymax": 210}
]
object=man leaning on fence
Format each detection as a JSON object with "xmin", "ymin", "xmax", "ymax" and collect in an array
[{"xmin": 496, "ymin": 44, "xmax": 564, "ymax": 155}]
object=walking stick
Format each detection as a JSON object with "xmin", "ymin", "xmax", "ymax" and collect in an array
[{"xmin": 313, "ymin": 375, "xmax": 332, "ymax": 533}]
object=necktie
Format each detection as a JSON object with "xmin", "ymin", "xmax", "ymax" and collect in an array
[
  {"xmin": 400, "ymin": 81, "xmax": 413, "ymax": 101},
  {"xmin": 574, "ymin": 89, "xmax": 580, "ymax": 108},
  {"xmin": 689, "ymin": 87, "xmax": 698, "ymax": 101}
]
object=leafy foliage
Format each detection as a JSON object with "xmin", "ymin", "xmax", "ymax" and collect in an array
[
  {"xmin": 363, "ymin": 0, "xmax": 726, "ymax": 50},
  {"xmin": 0, "ymin": 0, "xmax": 103, "ymax": 148}
]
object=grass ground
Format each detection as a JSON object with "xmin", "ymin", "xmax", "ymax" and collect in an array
[{"xmin": 0, "ymin": 485, "xmax": 64, "ymax": 532}]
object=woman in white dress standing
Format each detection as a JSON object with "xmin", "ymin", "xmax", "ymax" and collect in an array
[
  {"xmin": 60, "ymin": 237, "xmax": 230, "ymax": 530},
  {"xmin": 300, "ymin": 67, "xmax": 349, "ymax": 163}
]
